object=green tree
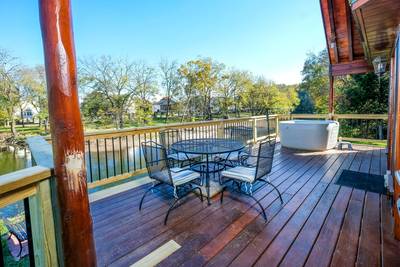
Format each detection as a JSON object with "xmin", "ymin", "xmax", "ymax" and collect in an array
[
  {"xmin": 79, "ymin": 56, "xmax": 136, "ymax": 129},
  {"xmin": 179, "ymin": 58, "xmax": 223, "ymax": 120},
  {"xmin": 81, "ymin": 91, "xmax": 112, "ymax": 123},
  {"xmin": 335, "ymin": 72, "xmax": 389, "ymax": 114},
  {"xmin": 299, "ymin": 50, "xmax": 329, "ymax": 113}
]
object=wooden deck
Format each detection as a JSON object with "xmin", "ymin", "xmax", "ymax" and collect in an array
[{"xmin": 91, "ymin": 144, "xmax": 400, "ymax": 267}]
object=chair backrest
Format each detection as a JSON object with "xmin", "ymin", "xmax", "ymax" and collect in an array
[
  {"xmin": 254, "ymin": 139, "xmax": 276, "ymax": 181},
  {"xmin": 141, "ymin": 141, "xmax": 173, "ymax": 185},
  {"xmin": 159, "ymin": 129, "xmax": 181, "ymax": 149}
]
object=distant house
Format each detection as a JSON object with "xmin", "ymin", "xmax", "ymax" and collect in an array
[
  {"xmin": 15, "ymin": 102, "xmax": 39, "ymax": 123},
  {"xmin": 152, "ymin": 97, "xmax": 177, "ymax": 114}
]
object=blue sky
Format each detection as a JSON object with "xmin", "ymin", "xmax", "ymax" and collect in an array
[{"xmin": 0, "ymin": 0, "xmax": 326, "ymax": 85}]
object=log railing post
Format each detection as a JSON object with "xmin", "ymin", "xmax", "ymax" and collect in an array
[
  {"xmin": 328, "ymin": 74, "xmax": 335, "ymax": 119},
  {"xmin": 38, "ymin": 0, "xmax": 97, "ymax": 265}
]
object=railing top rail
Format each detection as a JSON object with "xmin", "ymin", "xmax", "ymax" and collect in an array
[
  {"xmin": 80, "ymin": 115, "xmax": 276, "ymax": 140},
  {"xmin": 279, "ymin": 113, "xmax": 388, "ymax": 120},
  {"xmin": 0, "ymin": 165, "xmax": 51, "ymax": 196}
]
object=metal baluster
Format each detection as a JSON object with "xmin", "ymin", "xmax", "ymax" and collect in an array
[
  {"xmin": 119, "ymin": 136, "xmax": 123, "ymax": 174},
  {"xmin": 132, "ymin": 135, "xmax": 136, "ymax": 171},
  {"xmin": 138, "ymin": 134, "xmax": 143, "ymax": 168},
  {"xmin": 112, "ymin": 137, "xmax": 116, "ymax": 176},
  {"xmin": 87, "ymin": 140, "xmax": 93, "ymax": 182},
  {"xmin": 24, "ymin": 199, "xmax": 35, "ymax": 267},
  {"xmin": 104, "ymin": 138, "xmax": 109, "ymax": 178},
  {"xmin": 96, "ymin": 139, "xmax": 101, "ymax": 180},
  {"xmin": 126, "ymin": 136, "xmax": 130, "ymax": 172}
]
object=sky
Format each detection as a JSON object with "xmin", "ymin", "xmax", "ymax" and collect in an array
[{"xmin": 0, "ymin": 0, "xmax": 326, "ymax": 85}]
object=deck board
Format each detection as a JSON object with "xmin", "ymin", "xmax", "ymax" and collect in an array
[{"xmin": 90, "ymin": 144, "xmax": 400, "ymax": 267}]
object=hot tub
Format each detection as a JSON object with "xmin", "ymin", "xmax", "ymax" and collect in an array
[{"xmin": 279, "ymin": 120, "xmax": 339, "ymax": 151}]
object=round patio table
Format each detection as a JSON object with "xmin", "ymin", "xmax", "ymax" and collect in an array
[{"xmin": 171, "ymin": 138, "xmax": 245, "ymax": 204}]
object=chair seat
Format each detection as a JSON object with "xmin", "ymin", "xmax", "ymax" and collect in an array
[
  {"xmin": 215, "ymin": 151, "xmax": 248, "ymax": 162},
  {"xmin": 170, "ymin": 167, "xmax": 201, "ymax": 186},
  {"xmin": 168, "ymin": 152, "xmax": 200, "ymax": 161},
  {"xmin": 221, "ymin": 166, "xmax": 256, "ymax": 183}
]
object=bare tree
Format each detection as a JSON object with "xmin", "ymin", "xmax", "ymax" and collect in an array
[
  {"xmin": 132, "ymin": 61, "xmax": 158, "ymax": 102},
  {"xmin": 0, "ymin": 48, "xmax": 21, "ymax": 136},
  {"xmin": 159, "ymin": 59, "xmax": 181, "ymax": 123},
  {"xmin": 79, "ymin": 56, "xmax": 135, "ymax": 129},
  {"xmin": 20, "ymin": 66, "xmax": 49, "ymax": 130}
]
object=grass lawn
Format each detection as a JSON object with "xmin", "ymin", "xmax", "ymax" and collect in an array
[{"xmin": 347, "ymin": 139, "xmax": 387, "ymax": 148}]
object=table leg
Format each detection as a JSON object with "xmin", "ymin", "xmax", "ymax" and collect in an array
[{"xmin": 206, "ymin": 155, "xmax": 211, "ymax": 205}]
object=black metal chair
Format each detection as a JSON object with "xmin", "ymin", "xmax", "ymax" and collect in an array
[
  {"xmin": 219, "ymin": 139, "xmax": 282, "ymax": 221},
  {"xmin": 214, "ymin": 125, "xmax": 253, "ymax": 167},
  {"xmin": 159, "ymin": 129, "xmax": 201, "ymax": 167},
  {"xmin": 139, "ymin": 141, "xmax": 203, "ymax": 225}
]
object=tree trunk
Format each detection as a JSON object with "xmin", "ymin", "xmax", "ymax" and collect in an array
[
  {"xmin": 165, "ymin": 99, "xmax": 170, "ymax": 123},
  {"xmin": 10, "ymin": 118, "xmax": 17, "ymax": 137},
  {"xmin": 20, "ymin": 108, "xmax": 25, "ymax": 127}
]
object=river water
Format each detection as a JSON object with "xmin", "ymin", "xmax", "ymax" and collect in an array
[{"xmin": 0, "ymin": 150, "xmax": 32, "ymax": 220}]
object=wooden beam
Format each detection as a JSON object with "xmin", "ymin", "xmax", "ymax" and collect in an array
[
  {"xmin": 320, "ymin": 0, "xmax": 333, "ymax": 64},
  {"xmin": 327, "ymin": 0, "xmax": 339, "ymax": 63},
  {"xmin": 38, "ymin": 0, "xmax": 97, "ymax": 266},
  {"xmin": 331, "ymin": 60, "xmax": 373, "ymax": 76},
  {"xmin": 346, "ymin": 2, "xmax": 354, "ymax": 61},
  {"xmin": 328, "ymin": 75, "xmax": 335, "ymax": 115},
  {"xmin": 352, "ymin": 7, "xmax": 371, "ymax": 61},
  {"xmin": 351, "ymin": 0, "xmax": 373, "ymax": 11}
]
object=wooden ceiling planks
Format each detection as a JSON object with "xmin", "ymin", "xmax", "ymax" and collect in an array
[
  {"xmin": 352, "ymin": 0, "xmax": 400, "ymax": 63},
  {"xmin": 320, "ymin": 0, "xmax": 370, "ymax": 76}
]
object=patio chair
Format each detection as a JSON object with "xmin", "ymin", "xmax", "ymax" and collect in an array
[
  {"xmin": 3, "ymin": 219, "xmax": 29, "ymax": 261},
  {"xmin": 219, "ymin": 139, "xmax": 282, "ymax": 221},
  {"xmin": 159, "ymin": 129, "xmax": 201, "ymax": 167},
  {"xmin": 139, "ymin": 141, "xmax": 203, "ymax": 225},
  {"xmin": 214, "ymin": 125, "xmax": 254, "ymax": 167}
]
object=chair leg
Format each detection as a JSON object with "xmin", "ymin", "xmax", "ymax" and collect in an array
[
  {"xmin": 220, "ymin": 186, "xmax": 227, "ymax": 203},
  {"xmin": 164, "ymin": 198, "xmax": 180, "ymax": 225},
  {"xmin": 192, "ymin": 186, "xmax": 204, "ymax": 202},
  {"xmin": 139, "ymin": 183, "xmax": 160, "ymax": 210},
  {"xmin": 265, "ymin": 180, "xmax": 283, "ymax": 204},
  {"xmin": 248, "ymin": 194, "xmax": 267, "ymax": 222}
]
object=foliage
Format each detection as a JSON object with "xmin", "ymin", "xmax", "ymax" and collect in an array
[
  {"xmin": 335, "ymin": 72, "xmax": 389, "ymax": 114},
  {"xmin": 179, "ymin": 58, "xmax": 224, "ymax": 120},
  {"xmin": 134, "ymin": 98, "xmax": 153, "ymax": 124},
  {"xmin": 0, "ymin": 48, "xmax": 21, "ymax": 136},
  {"xmin": 79, "ymin": 56, "xmax": 136, "ymax": 129},
  {"xmin": 293, "ymin": 89, "xmax": 315, "ymax": 113},
  {"xmin": 299, "ymin": 50, "xmax": 329, "ymax": 113},
  {"xmin": 81, "ymin": 91, "xmax": 112, "ymax": 123},
  {"xmin": 159, "ymin": 59, "xmax": 182, "ymax": 122},
  {"xmin": 19, "ymin": 66, "xmax": 48, "ymax": 128}
]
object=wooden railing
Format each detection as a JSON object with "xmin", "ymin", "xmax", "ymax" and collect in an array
[
  {"xmin": 82, "ymin": 115, "xmax": 278, "ymax": 188},
  {"xmin": 36, "ymin": 113, "xmax": 388, "ymax": 189},
  {"xmin": 0, "ymin": 166, "xmax": 58, "ymax": 266}
]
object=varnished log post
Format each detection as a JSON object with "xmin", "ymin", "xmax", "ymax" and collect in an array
[
  {"xmin": 328, "ymin": 74, "xmax": 335, "ymax": 119},
  {"xmin": 38, "ymin": 0, "xmax": 97, "ymax": 266}
]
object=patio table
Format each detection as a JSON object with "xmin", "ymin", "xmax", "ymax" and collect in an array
[{"xmin": 171, "ymin": 138, "xmax": 245, "ymax": 204}]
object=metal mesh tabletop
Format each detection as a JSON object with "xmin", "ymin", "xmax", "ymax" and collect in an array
[{"xmin": 170, "ymin": 138, "xmax": 245, "ymax": 155}]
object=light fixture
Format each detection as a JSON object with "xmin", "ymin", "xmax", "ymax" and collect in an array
[{"xmin": 372, "ymin": 56, "xmax": 387, "ymax": 75}]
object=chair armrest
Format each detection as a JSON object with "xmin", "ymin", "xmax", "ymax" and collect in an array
[{"xmin": 170, "ymin": 167, "xmax": 191, "ymax": 173}]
